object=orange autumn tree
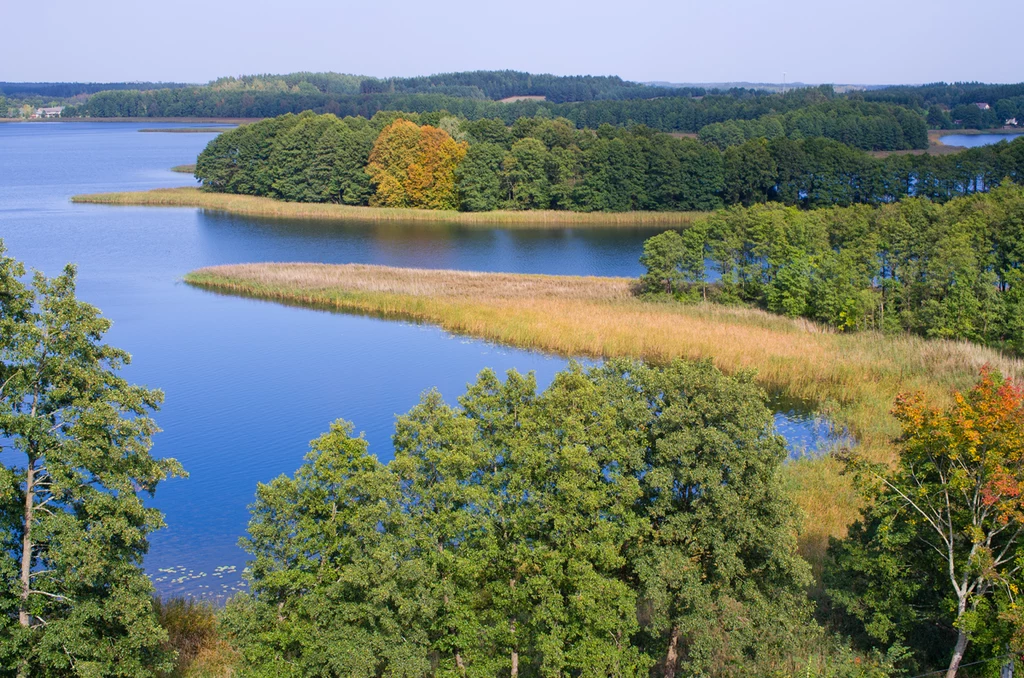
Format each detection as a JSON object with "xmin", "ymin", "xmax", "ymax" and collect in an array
[
  {"xmin": 366, "ymin": 119, "xmax": 468, "ymax": 210},
  {"xmin": 827, "ymin": 368, "xmax": 1024, "ymax": 677}
]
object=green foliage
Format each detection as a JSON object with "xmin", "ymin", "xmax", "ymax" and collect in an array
[
  {"xmin": 700, "ymin": 101, "xmax": 928, "ymax": 152},
  {"xmin": 195, "ymin": 113, "xmax": 375, "ymax": 204},
  {"xmin": 641, "ymin": 183, "xmax": 1024, "ymax": 352},
  {"xmin": 0, "ymin": 242, "xmax": 185, "ymax": 676},
  {"xmin": 225, "ymin": 360, "xmax": 878, "ymax": 677}
]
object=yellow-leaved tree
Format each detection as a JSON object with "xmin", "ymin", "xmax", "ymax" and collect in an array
[{"xmin": 367, "ymin": 119, "xmax": 468, "ymax": 210}]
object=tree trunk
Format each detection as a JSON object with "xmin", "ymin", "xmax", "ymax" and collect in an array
[
  {"xmin": 19, "ymin": 460, "xmax": 34, "ymax": 628},
  {"xmin": 511, "ymin": 649, "xmax": 519, "ymax": 678},
  {"xmin": 664, "ymin": 626, "xmax": 680, "ymax": 678},
  {"xmin": 946, "ymin": 627, "xmax": 970, "ymax": 678}
]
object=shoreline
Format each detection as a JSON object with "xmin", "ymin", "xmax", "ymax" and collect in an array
[
  {"xmin": 183, "ymin": 262, "xmax": 1024, "ymax": 571},
  {"xmin": 0, "ymin": 117, "xmax": 259, "ymax": 124},
  {"xmin": 71, "ymin": 187, "xmax": 702, "ymax": 228}
]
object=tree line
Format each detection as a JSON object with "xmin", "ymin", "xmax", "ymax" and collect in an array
[
  {"xmin": 697, "ymin": 101, "xmax": 927, "ymax": 151},
  {"xmin": 639, "ymin": 184, "xmax": 1024, "ymax": 353},
  {"xmin": 193, "ymin": 110, "xmax": 1024, "ymax": 214},
  {"xmin": 61, "ymin": 80, "xmax": 935, "ymax": 148}
]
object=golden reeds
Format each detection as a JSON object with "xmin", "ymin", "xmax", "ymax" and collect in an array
[{"xmin": 71, "ymin": 187, "xmax": 701, "ymax": 228}]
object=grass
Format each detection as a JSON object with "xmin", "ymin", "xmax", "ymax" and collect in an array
[
  {"xmin": 171, "ymin": 164, "xmax": 197, "ymax": 174},
  {"xmin": 183, "ymin": 262, "xmax": 1024, "ymax": 577},
  {"xmin": 70, "ymin": 187, "xmax": 701, "ymax": 228}
]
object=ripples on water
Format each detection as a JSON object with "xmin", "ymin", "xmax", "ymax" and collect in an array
[{"xmin": 0, "ymin": 122, "xmax": 849, "ymax": 598}]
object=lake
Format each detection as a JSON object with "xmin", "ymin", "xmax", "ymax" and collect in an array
[
  {"xmin": 0, "ymin": 122, "xmax": 847, "ymax": 599},
  {"xmin": 940, "ymin": 132, "xmax": 1023, "ymax": 148}
]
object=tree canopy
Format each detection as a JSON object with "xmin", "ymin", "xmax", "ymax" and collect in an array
[
  {"xmin": 223, "ymin": 360, "xmax": 867, "ymax": 677},
  {"xmin": 0, "ymin": 242, "xmax": 185, "ymax": 676}
]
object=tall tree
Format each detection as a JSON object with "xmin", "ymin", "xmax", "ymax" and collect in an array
[
  {"xmin": 827, "ymin": 369, "xmax": 1024, "ymax": 677},
  {"xmin": 367, "ymin": 119, "xmax": 468, "ymax": 210},
  {"xmin": 0, "ymin": 243, "xmax": 184, "ymax": 676}
]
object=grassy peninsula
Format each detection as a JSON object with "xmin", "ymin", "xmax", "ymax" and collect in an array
[
  {"xmin": 170, "ymin": 164, "xmax": 196, "ymax": 173},
  {"xmin": 71, "ymin": 187, "xmax": 701, "ymax": 227},
  {"xmin": 184, "ymin": 262, "xmax": 1024, "ymax": 570}
]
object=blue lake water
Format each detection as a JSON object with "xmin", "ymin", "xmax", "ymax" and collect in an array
[
  {"xmin": 0, "ymin": 122, "xmax": 849, "ymax": 599},
  {"xmin": 940, "ymin": 132, "xmax": 1023, "ymax": 148}
]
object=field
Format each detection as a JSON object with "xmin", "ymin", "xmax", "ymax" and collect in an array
[
  {"xmin": 183, "ymin": 262, "xmax": 1024, "ymax": 577},
  {"xmin": 71, "ymin": 187, "xmax": 702, "ymax": 227}
]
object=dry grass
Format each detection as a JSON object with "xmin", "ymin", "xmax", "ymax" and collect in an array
[
  {"xmin": 184, "ymin": 263, "xmax": 1024, "ymax": 571},
  {"xmin": 70, "ymin": 187, "xmax": 701, "ymax": 228}
]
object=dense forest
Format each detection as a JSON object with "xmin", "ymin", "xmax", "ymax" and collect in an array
[
  {"xmin": 639, "ymin": 184, "xmax": 1024, "ymax": 353},
  {"xmin": 193, "ymin": 110, "xmax": 1024, "ymax": 213},
  {"xmin": 51, "ymin": 74, "xmax": 1023, "ymax": 137}
]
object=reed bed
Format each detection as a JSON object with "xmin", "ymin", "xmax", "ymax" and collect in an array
[
  {"xmin": 185, "ymin": 262, "xmax": 1024, "ymax": 569},
  {"xmin": 71, "ymin": 187, "xmax": 701, "ymax": 228}
]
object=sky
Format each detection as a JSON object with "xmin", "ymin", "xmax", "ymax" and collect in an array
[{"xmin": 5, "ymin": 0, "xmax": 1022, "ymax": 85}]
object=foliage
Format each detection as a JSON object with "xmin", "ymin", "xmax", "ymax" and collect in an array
[
  {"xmin": 366, "ymin": 119, "xmax": 468, "ymax": 210},
  {"xmin": 154, "ymin": 597, "xmax": 235, "ymax": 677},
  {"xmin": 195, "ymin": 108, "xmax": 1024, "ymax": 214},
  {"xmin": 223, "ymin": 360, "xmax": 878, "ymax": 677},
  {"xmin": 699, "ymin": 101, "xmax": 928, "ymax": 151},
  {"xmin": 0, "ymin": 242, "xmax": 185, "ymax": 676},
  {"xmin": 826, "ymin": 369, "xmax": 1024, "ymax": 676},
  {"xmin": 640, "ymin": 183, "xmax": 1024, "ymax": 352}
]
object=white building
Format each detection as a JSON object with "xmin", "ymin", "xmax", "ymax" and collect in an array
[{"xmin": 33, "ymin": 107, "xmax": 64, "ymax": 118}]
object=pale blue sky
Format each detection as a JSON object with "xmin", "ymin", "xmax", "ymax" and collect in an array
[{"xmin": 6, "ymin": 0, "xmax": 1022, "ymax": 85}]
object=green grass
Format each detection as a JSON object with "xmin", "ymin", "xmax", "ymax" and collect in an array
[
  {"xmin": 171, "ymin": 165, "xmax": 197, "ymax": 174},
  {"xmin": 71, "ymin": 187, "xmax": 702, "ymax": 228}
]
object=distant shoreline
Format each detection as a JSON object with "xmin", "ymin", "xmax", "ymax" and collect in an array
[
  {"xmin": 0, "ymin": 117, "xmax": 258, "ymax": 124},
  {"xmin": 139, "ymin": 127, "xmax": 234, "ymax": 133},
  {"xmin": 70, "ymin": 187, "xmax": 701, "ymax": 228}
]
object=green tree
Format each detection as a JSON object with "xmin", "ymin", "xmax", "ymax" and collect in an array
[
  {"xmin": 0, "ymin": 243, "xmax": 184, "ymax": 676},
  {"xmin": 723, "ymin": 138, "xmax": 778, "ymax": 206},
  {"xmin": 455, "ymin": 142, "xmax": 505, "ymax": 211},
  {"xmin": 639, "ymin": 227, "xmax": 707, "ymax": 299},
  {"xmin": 224, "ymin": 421, "xmax": 430, "ymax": 677}
]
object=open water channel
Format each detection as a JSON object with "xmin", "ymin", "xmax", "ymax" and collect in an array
[{"xmin": 0, "ymin": 122, "xmax": 849, "ymax": 599}]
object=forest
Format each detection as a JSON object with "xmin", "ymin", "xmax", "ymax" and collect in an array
[
  {"xmin": 53, "ymin": 74, "xmax": 1023, "ymax": 136},
  {"xmin": 192, "ymin": 110, "xmax": 1024, "ymax": 214},
  {"xmin": 638, "ymin": 184, "xmax": 1024, "ymax": 353}
]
